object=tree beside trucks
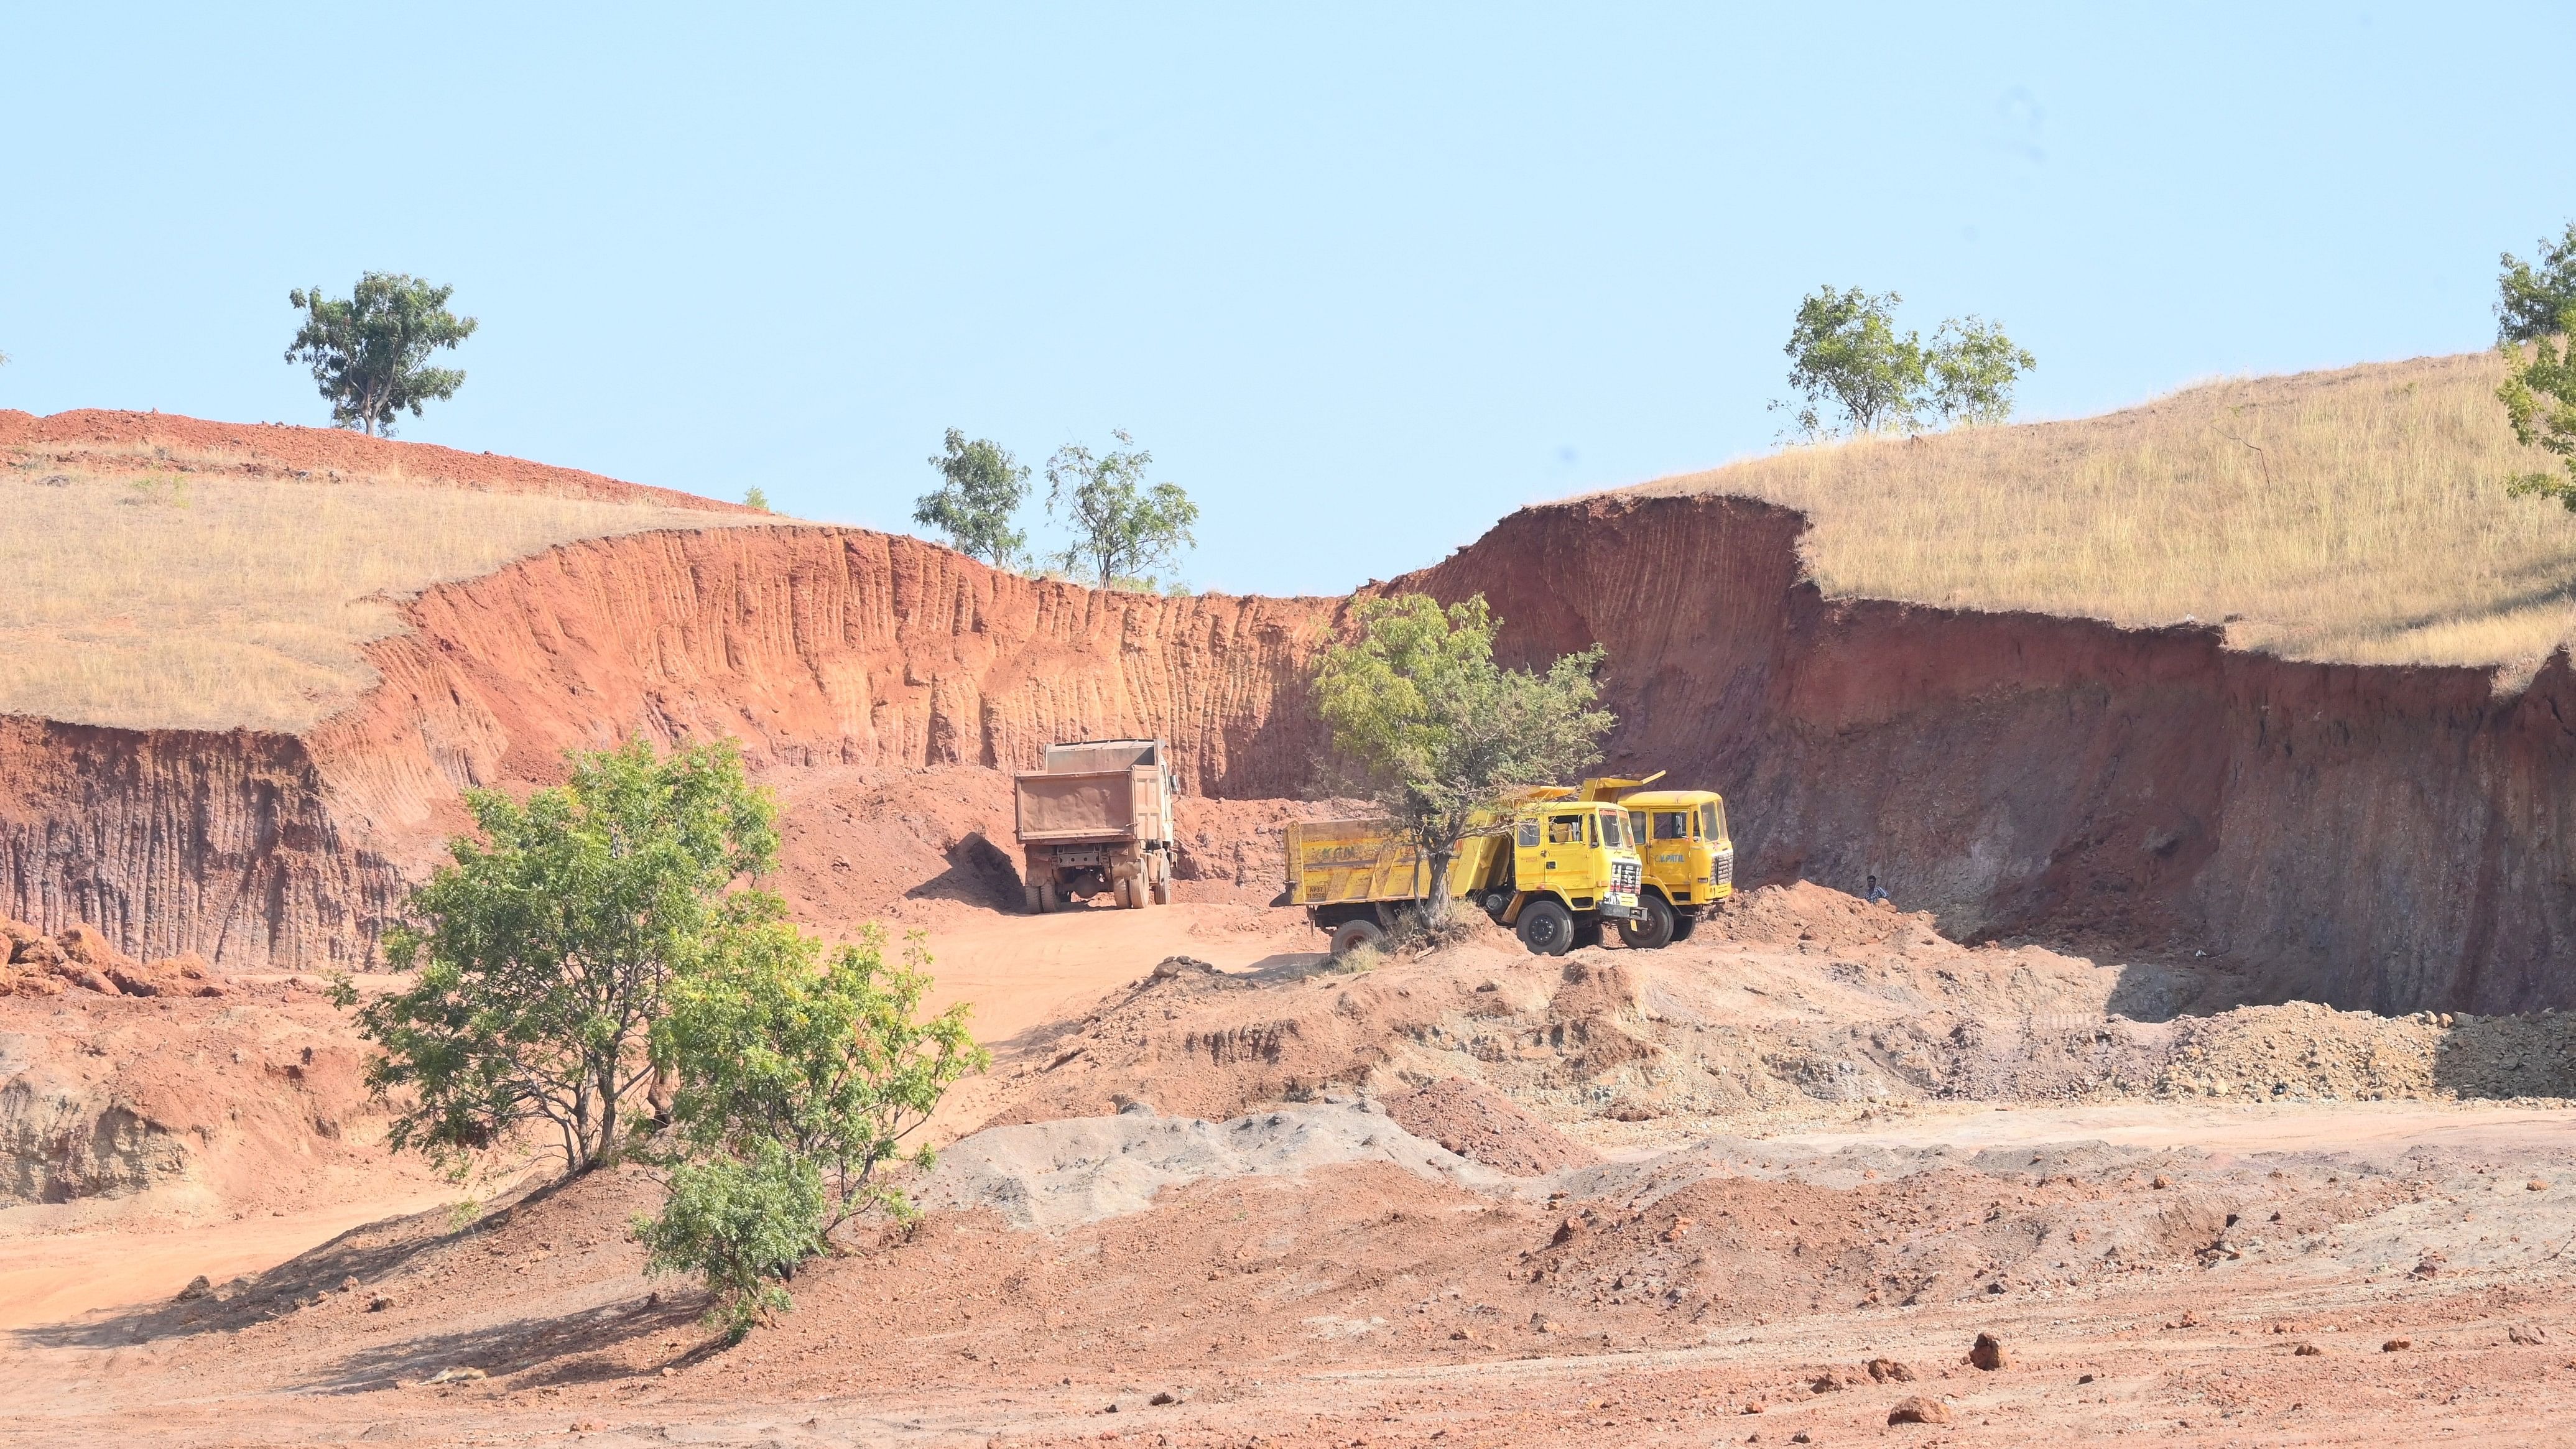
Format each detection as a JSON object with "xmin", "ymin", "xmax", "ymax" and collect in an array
[
  {"xmin": 1014, "ymin": 739, "xmax": 1176, "ymax": 911},
  {"xmin": 1286, "ymin": 796, "xmax": 1642, "ymax": 957}
]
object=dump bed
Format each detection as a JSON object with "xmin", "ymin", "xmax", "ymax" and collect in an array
[
  {"xmin": 1014, "ymin": 764, "xmax": 1168, "ymax": 843},
  {"xmin": 1284, "ymin": 817, "xmax": 1505, "ymax": 906}
]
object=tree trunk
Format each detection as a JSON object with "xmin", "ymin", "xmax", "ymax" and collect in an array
[{"xmin": 1425, "ymin": 846, "xmax": 1454, "ymax": 928}]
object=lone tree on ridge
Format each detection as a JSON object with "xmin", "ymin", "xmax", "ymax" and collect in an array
[
  {"xmin": 1045, "ymin": 429, "xmax": 1198, "ymax": 590},
  {"xmin": 915, "ymin": 429, "xmax": 1032, "ymax": 567},
  {"xmin": 285, "ymin": 272, "xmax": 478, "ymax": 437},
  {"xmin": 2496, "ymin": 220, "xmax": 2576, "ymax": 511},
  {"xmin": 1313, "ymin": 593, "xmax": 1613, "ymax": 929}
]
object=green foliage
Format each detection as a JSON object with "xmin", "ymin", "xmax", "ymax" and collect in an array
[
  {"xmin": 350, "ymin": 738, "xmax": 780, "ymax": 1178},
  {"xmin": 659, "ymin": 922, "xmax": 988, "ymax": 1238},
  {"xmin": 1045, "ymin": 430, "xmax": 1198, "ymax": 589},
  {"xmin": 2499, "ymin": 305, "xmax": 2576, "ymax": 510},
  {"xmin": 126, "ymin": 473, "xmax": 191, "ymax": 509},
  {"xmin": 284, "ymin": 272, "xmax": 478, "ymax": 437},
  {"xmin": 743, "ymin": 486, "xmax": 771, "ymax": 512},
  {"xmin": 1927, "ymin": 316, "xmax": 2037, "ymax": 427},
  {"xmin": 1774, "ymin": 287, "xmax": 2034, "ymax": 437},
  {"xmin": 917, "ymin": 430, "xmax": 1032, "ymax": 567},
  {"xmin": 1313, "ymin": 593, "xmax": 1613, "ymax": 921},
  {"xmin": 2498, "ymin": 223, "xmax": 2576, "ymax": 345},
  {"xmin": 636, "ymin": 1142, "xmax": 824, "ymax": 1341}
]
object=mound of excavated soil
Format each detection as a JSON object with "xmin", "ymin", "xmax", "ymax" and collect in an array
[
  {"xmin": 975, "ymin": 882, "xmax": 2576, "ymax": 1142},
  {"xmin": 1379, "ymin": 1075, "xmax": 1601, "ymax": 1176}
]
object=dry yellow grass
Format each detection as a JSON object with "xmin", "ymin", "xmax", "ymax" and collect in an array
[
  {"xmin": 0, "ymin": 447, "xmax": 759, "ymax": 733},
  {"xmin": 1628, "ymin": 351, "xmax": 2576, "ymax": 669}
]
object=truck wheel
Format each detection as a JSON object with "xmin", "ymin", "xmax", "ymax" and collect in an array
[
  {"xmin": 1039, "ymin": 880, "xmax": 1061, "ymax": 913},
  {"xmin": 1330, "ymin": 918, "xmax": 1387, "ymax": 958},
  {"xmin": 1516, "ymin": 899, "xmax": 1575, "ymax": 956},
  {"xmin": 1024, "ymin": 882, "xmax": 1044, "ymax": 915},
  {"xmin": 1669, "ymin": 910, "xmax": 1698, "ymax": 942},
  {"xmin": 1570, "ymin": 920, "xmax": 1604, "ymax": 950},
  {"xmin": 1616, "ymin": 894, "xmax": 1677, "ymax": 950},
  {"xmin": 1150, "ymin": 856, "xmax": 1172, "ymax": 905}
]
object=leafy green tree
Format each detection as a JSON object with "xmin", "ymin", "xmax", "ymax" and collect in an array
[
  {"xmin": 2498, "ymin": 223, "xmax": 2576, "ymax": 345},
  {"xmin": 1313, "ymin": 594, "xmax": 1613, "ymax": 925},
  {"xmin": 1927, "ymin": 317, "xmax": 2037, "ymax": 425},
  {"xmin": 917, "ymin": 430, "xmax": 1032, "ymax": 567},
  {"xmin": 1774, "ymin": 287, "xmax": 2034, "ymax": 437},
  {"xmin": 348, "ymin": 738, "xmax": 779, "ymax": 1178},
  {"xmin": 1775, "ymin": 287, "xmax": 1925, "ymax": 437},
  {"xmin": 2499, "ymin": 307, "xmax": 2576, "ymax": 510},
  {"xmin": 636, "ymin": 1143, "xmax": 823, "ymax": 1341},
  {"xmin": 284, "ymin": 272, "xmax": 478, "ymax": 437},
  {"xmin": 1045, "ymin": 430, "xmax": 1198, "ymax": 589},
  {"xmin": 743, "ymin": 486, "xmax": 771, "ymax": 512},
  {"xmin": 658, "ymin": 921, "xmax": 987, "ymax": 1238}
]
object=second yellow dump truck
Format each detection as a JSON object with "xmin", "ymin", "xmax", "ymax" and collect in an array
[
  {"xmin": 1284, "ymin": 797, "xmax": 1643, "ymax": 957},
  {"xmin": 1567, "ymin": 774, "xmax": 1735, "ymax": 948}
]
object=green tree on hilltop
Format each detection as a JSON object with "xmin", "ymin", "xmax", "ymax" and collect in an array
[
  {"xmin": 1313, "ymin": 594, "xmax": 1613, "ymax": 928},
  {"xmin": 1773, "ymin": 287, "xmax": 2034, "ymax": 438},
  {"xmin": 915, "ymin": 429, "xmax": 1031, "ymax": 567},
  {"xmin": 285, "ymin": 272, "xmax": 478, "ymax": 437},
  {"xmin": 1046, "ymin": 430, "xmax": 1198, "ymax": 590},
  {"xmin": 2498, "ymin": 223, "xmax": 2576, "ymax": 345}
]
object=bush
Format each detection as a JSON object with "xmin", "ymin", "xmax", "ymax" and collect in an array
[{"xmin": 637, "ymin": 1144, "xmax": 825, "ymax": 1341}]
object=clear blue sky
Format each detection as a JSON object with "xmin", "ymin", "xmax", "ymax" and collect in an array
[{"xmin": 4, "ymin": 4, "xmax": 2570, "ymax": 596}]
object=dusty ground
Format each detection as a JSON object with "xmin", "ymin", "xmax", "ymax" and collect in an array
[{"xmin": 10, "ymin": 884, "xmax": 2576, "ymax": 1447}]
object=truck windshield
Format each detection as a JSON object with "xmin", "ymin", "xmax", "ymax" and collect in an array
[
  {"xmin": 1702, "ymin": 802, "xmax": 1725, "ymax": 840},
  {"xmin": 1598, "ymin": 811, "xmax": 1626, "ymax": 848},
  {"xmin": 1654, "ymin": 811, "xmax": 1691, "ymax": 840}
]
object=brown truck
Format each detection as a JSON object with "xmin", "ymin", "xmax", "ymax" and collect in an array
[{"xmin": 1014, "ymin": 738, "xmax": 1177, "ymax": 912}]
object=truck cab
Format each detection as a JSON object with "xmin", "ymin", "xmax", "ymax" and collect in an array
[
  {"xmin": 1616, "ymin": 789, "xmax": 1734, "ymax": 945},
  {"xmin": 1486, "ymin": 801, "xmax": 1646, "ymax": 953}
]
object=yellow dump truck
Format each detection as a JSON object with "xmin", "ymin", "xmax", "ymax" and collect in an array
[
  {"xmin": 1564, "ymin": 774, "xmax": 1735, "ymax": 948},
  {"xmin": 1014, "ymin": 739, "xmax": 1176, "ymax": 912},
  {"xmin": 1284, "ymin": 797, "xmax": 1643, "ymax": 957}
]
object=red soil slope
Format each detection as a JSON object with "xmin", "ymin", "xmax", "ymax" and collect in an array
[
  {"xmin": 3, "ymin": 417, "xmax": 2575, "ymax": 1015},
  {"xmin": 0, "ymin": 409, "xmax": 746, "ymax": 511}
]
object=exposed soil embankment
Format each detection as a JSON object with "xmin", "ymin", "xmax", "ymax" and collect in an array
[
  {"xmin": 1391, "ymin": 492, "xmax": 2576, "ymax": 1014},
  {"xmin": 4, "ymin": 471, "xmax": 2575, "ymax": 1009}
]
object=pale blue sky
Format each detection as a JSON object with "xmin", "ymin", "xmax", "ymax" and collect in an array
[{"xmin": 4, "ymin": 4, "xmax": 2570, "ymax": 595}]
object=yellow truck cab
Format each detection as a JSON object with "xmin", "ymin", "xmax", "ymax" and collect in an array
[
  {"xmin": 1286, "ymin": 799, "xmax": 1643, "ymax": 958},
  {"xmin": 1570, "ymin": 775, "xmax": 1734, "ymax": 948}
]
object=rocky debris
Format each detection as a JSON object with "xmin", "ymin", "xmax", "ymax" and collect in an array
[
  {"xmin": 1378, "ymin": 1076, "xmax": 1601, "ymax": 1177},
  {"xmin": 0, "ymin": 919, "xmax": 223, "ymax": 998},
  {"xmin": 1888, "ymin": 1396, "xmax": 1953, "ymax": 1425},
  {"xmin": 1866, "ymin": 1357, "xmax": 1918, "ymax": 1382},
  {"xmin": 1969, "ymin": 1331, "xmax": 2009, "ymax": 1370},
  {"xmin": 2294, "ymin": 1343, "xmax": 2325, "ymax": 1355},
  {"xmin": 2383, "ymin": 1338, "xmax": 2413, "ymax": 1352},
  {"xmin": 2513, "ymin": 1325, "xmax": 2551, "ymax": 1345},
  {"xmin": 174, "ymin": 1275, "xmax": 211, "ymax": 1302}
]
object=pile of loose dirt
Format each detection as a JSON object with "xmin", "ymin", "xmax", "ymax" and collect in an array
[
  {"xmin": 2161, "ymin": 1001, "xmax": 2576, "ymax": 1102},
  {"xmin": 1378, "ymin": 1075, "xmax": 1601, "ymax": 1176},
  {"xmin": 1, "ymin": 918, "xmax": 225, "ymax": 1000},
  {"xmin": 916, "ymin": 1096, "xmax": 1503, "ymax": 1229}
]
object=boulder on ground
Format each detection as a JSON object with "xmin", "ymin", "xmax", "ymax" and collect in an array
[
  {"xmin": 1867, "ymin": 1356, "xmax": 1918, "ymax": 1382},
  {"xmin": 1888, "ymin": 1396, "xmax": 1953, "ymax": 1425},
  {"xmin": 175, "ymin": 1275, "xmax": 212, "ymax": 1302},
  {"xmin": 1970, "ymin": 1331, "xmax": 2010, "ymax": 1370}
]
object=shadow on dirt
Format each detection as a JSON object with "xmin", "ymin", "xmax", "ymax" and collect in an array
[{"xmin": 904, "ymin": 831, "xmax": 1024, "ymax": 909}]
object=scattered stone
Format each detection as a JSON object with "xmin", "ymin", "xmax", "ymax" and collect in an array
[
  {"xmin": 1888, "ymin": 1396, "xmax": 1953, "ymax": 1425},
  {"xmin": 2532, "ymin": 1179, "xmax": 2552, "ymax": 1192},
  {"xmin": 2511, "ymin": 1325, "xmax": 2551, "ymax": 1346},
  {"xmin": 2151, "ymin": 1174, "xmax": 2172, "ymax": 1190},
  {"xmin": 2078, "ymin": 1373, "xmax": 2096, "ymax": 1384},
  {"xmin": 2383, "ymin": 1339, "xmax": 2412, "ymax": 1353},
  {"xmin": 1968, "ymin": 1332, "xmax": 2009, "ymax": 1370},
  {"xmin": 1148, "ymin": 1391, "xmax": 1178, "ymax": 1406},
  {"xmin": 368, "ymin": 1295, "xmax": 394, "ymax": 1313},
  {"xmin": 174, "ymin": 1275, "xmax": 211, "ymax": 1302},
  {"xmin": 1866, "ymin": 1358, "xmax": 1917, "ymax": 1383},
  {"xmin": 1149, "ymin": 955, "xmax": 1218, "ymax": 981},
  {"xmin": 1790, "ymin": 1434, "xmax": 1813, "ymax": 1445},
  {"xmin": 2294, "ymin": 1343, "xmax": 2323, "ymax": 1356},
  {"xmin": 423, "ymin": 1366, "xmax": 486, "ymax": 1384}
]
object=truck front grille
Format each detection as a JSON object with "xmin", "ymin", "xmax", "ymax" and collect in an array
[
  {"xmin": 1613, "ymin": 860, "xmax": 1640, "ymax": 892},
  {"xmin": 1714, "ymin": 851, "xmax": 1734, "ymax": 889}
]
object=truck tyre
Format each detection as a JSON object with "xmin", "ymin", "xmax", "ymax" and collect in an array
[
  {"xmin": 1039, "ymin": 879, "xmax": 1061, "ymax": 913},
  {"xmin": 1330, "ymin": 918, "xmax": 1387, "ymax": 958},
  {"xmin": 1024, "ymin": 882, "xmax": 1044, "ymax": 915},
  {"xmin": 1669, "ymin": 910, "xmax": 1698, "ymax": 942},
  {"xmin": 1616, "ymin": 894, "xmax": 1677, "ymax": 950},
  {"xmin": 1516, "ymin": 899, "xmax": 1575, "ymax": 956},
  {"xmin": 1150, "ymin": 855, "xmax": 1172, "ymax": 905}
]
